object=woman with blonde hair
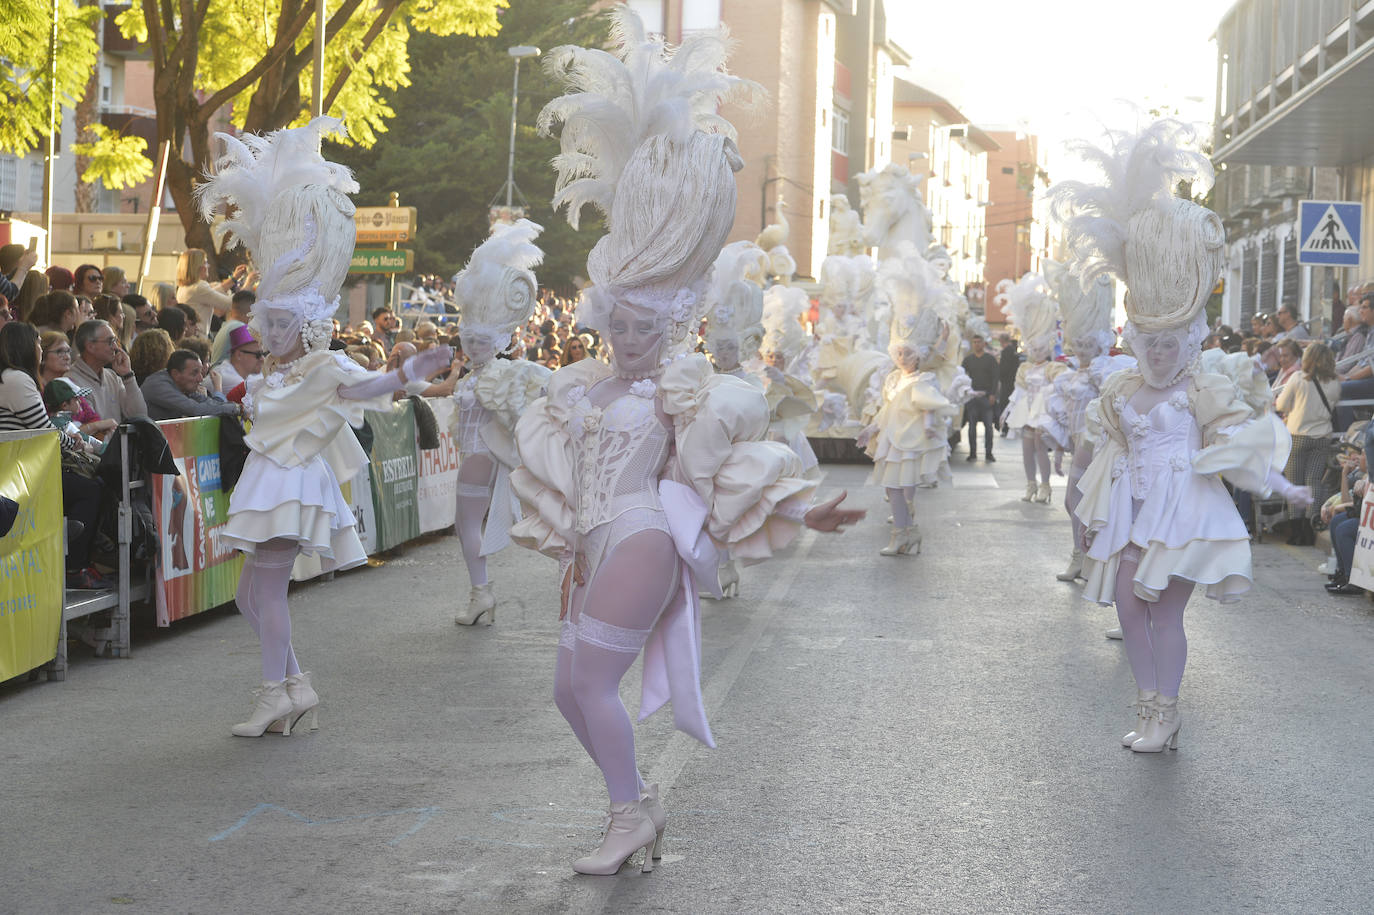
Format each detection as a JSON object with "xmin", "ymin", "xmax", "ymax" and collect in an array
[
  {"xmin": 1275, "ymin": 342, "xmax": 1340, "ymax": 545},
  {"xmin": 129, "ymin": 327, "xmax": 175, "ymax": 385},
  {"xmin": 176, "ymin": 247, "xmax": 255, "ymax": 328}
]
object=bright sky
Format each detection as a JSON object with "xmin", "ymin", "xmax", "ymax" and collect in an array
[{"xmin": 886, "ymin": 0, "xmax": 1238, "ymax": 176}]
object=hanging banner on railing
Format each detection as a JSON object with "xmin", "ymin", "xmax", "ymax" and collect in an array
[
  {"xmin": 367, "ymin": 401, "xmax": 421, "ymax": 551},
  {"xmin": 417, "ymin": 397, "xmax": 459, "ymax": 534},
  {"xmin": 151, "ymin": 418, "xmax": 243, "ymax": 626},
  {"xmin": 0, "ymin": 430, "xmax": 63, "ymax": 680}
]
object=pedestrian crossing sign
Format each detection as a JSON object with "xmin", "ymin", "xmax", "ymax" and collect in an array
[{"xmin": 1298, "ymin": 200, "xmax": 1362, "ymax": 266}]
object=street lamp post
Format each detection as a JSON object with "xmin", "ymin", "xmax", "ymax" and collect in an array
[{"xmin": 495, "ymin": 45, "xmax": 541, "ymax": 223}]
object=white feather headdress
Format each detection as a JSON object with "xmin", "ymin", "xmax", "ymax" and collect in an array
[
  {"xmin": 195, "ymin": 116, "xmax": 359, "ymax": 323},
  {"xmin": 879, "ymin": 242, "xmax": 959, "ymax": 364},
  {"xmin": 997, "ymin": 272, "xmax": 1058, "ymax": 350},
  {"xmin": 703, "ymin": 241, "xmax": 768, "ymax": 358},
  {"xmin": 452, "ymin": 219, "xmax": 544, "ymax": 345},
  {"xmin": 1049, "ymin": 119, "xmax": 1224, "ymax": 332},
  {"xmin": 539, "ymin": 5, "xmax": 760, "ymax": 344},
  {"xmin": 819, "ymin": 255, "xmax": 876, "ymax": 313},
  {"xmin": 761, "ymin": 284, "xmax": 809, "ymax": 365},
  {"xmin": 1044, "ymin": 258, "xmax": 1114, "ymax": 355}
]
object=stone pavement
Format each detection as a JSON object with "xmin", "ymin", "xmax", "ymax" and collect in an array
[{"xmin": 4, "ymin": 452, "xmax": 1374, "ymax": 913}]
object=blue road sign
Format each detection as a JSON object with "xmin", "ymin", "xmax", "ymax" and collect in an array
[{"xmin": 1298, "ymin": 200, "xmax": 1362, "ymax": 267}]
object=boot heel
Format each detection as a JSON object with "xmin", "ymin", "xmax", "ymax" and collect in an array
[
  {"xmin": 651, "ymin": 828, "xmax": 665, "ymax": 860},
  {"xmin": 1169, "ymin": 726, "xmax": 1180, "ymax": 750},
  {"xmin": 640, "ymin": 841, "xmax": 655, "ymax": 873},
  {"xmin": 291, "ymin": 706, "xmax": 319, "ymax": 733}
]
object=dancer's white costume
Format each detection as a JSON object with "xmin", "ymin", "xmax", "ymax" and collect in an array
[
  {"xmin": 1051, "ymin": 119, "xmax": 1307, "ymax": 752},
  {"xmin": 999, "ymin": 273, "xmax": 1065, "ymax": 503},
  {"xmin": 761, "ymin": 285, "xmax": 826, "ymax": 465},
  {"xmin": 515, "ymin": 10, "xmax": 859, "ymax": 874},
  {"xmin": 448, "ymin": 220, "xmax": 552, "ymax": 625},
  {"xmin": 198, "ymin": 118, "xmax": 450, "ymax": 736}
]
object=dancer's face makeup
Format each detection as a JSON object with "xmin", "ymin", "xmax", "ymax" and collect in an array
[{"xmin": 608, "ymin": 304, "xmax": 665, "ymax": 375}]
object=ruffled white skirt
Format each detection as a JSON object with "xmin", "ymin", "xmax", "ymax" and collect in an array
[
  {"xmin": 1080, "ymin": 466, "xmax": 1251, "ymax": 605},
  {"xmin": 222, "ymin": 450, "xmax": 367, "ymax": 571},
  {"xmin": 868, "ymin": 435, "xmax": 951, "ymax": 488},
  {"xmin": 1006, "ymin": 386, "xmax": 1053, "ymax": 434}
]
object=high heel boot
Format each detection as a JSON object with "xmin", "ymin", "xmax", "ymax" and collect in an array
[
  {"xmin": 572, "ymin": 801, "xmax": 657, "ymax": 875},
  {"xmin": 1034, "ymin": 481, "xmax": 1052, "ymax": 503},
  {"xmin": 1131, "ymin": 694, "xmax": 1181, "ymax": 752},
  {"xmin": 641, "ymin": 783, "xmax": 667, "ymax": 860},
  {"xmin": 1056, "ymin": 550, "xmax": 1084, "ymax": 582},
  {"xmin": 880, "ymin": 524, "xmax": 922, "ymax": 556},
  {"xmin": 1021, "ymin": 481, "xmax": 1037, "ymax": 502},
  {"xmin": 717, "ymin": 560, "xmax": 740, "ymax": 599},
  {"xmin": 267, "ymin": 671, "xmax": 319, "ymax": 734},
  {"xmin": 1121, "ymin": 689, "xmax": 1157, "ymax": 747},
  {"xmin": 455, "ymin": 583, "xmax": 496, "ymax": 625},
  {"xmin": 231, "ymin": 680, "xmax": 294, "ymax": 737}
]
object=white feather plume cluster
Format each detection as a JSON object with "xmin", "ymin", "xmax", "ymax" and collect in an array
[
  {"xmin": 1048, "ymin": 119, "xmax": 1225, "ymax": 332},
  {"xmin": 878, "ymin": 243, "xmax": 959, "ymax": 360},
  {"xmin": 761, "ymin": 284, "xmax": 810, "ymax": 365},
  {"xmin": 1045, "ymin": 258, "xmax": 1115, "ymax": 354},
  {"xmin": 538, "ymin": 5, "xmax": 760, "ymax": 231},
  {"xmin": 997, "ymin": 272, "xmax": 1058, "ymax": 348},
  {"xmin": 451, "ymin": 219, "xmax": 544, "ymax": 343},
  {"xmin": 818, "ymin": 255, "xmax": 876, "ymax": 311},
  {"xmin": 703, "ymin": 241, "xmax": 768, "ymax": 352},
  {"xmin": 195, "ymin": 116, "xmax": 359, "ymax": 313}
]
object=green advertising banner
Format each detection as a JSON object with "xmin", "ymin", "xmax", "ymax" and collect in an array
[
  {"xmin": 365, "ymin": 402, "xmax": 420, "ymax": 552},
  {"xmin": 151, "ymin": 417, "xmax": 244, "ymax": 625}
]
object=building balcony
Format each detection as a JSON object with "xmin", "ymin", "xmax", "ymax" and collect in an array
[
  {"xmin": 834, "ymin": 61, "xmax": 851, "ymax": 101},
  {"xmin": 103, "ymin": 7, "xmax": 149, "ymax": 59}
]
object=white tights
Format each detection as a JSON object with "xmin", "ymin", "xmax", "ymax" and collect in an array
[
  {"xmin": 554, "ymin": 530, "xmax": 681, "ymax": 803},
  {"xmin": 887, "ymin": 485, "xmax": 916, "ymax": 528},
  {"xmin": 1114, "ymin": 555, "xmax": 1193, "ymax": 697},
  {"xmin": 235, "ymin": 538, "xmax": 302, "ymax": 682},
  {"xmin": 1021, "ymin": 427, "xmax": 1051, "ymax": 484},
  {"xmin": 455, "ymin": 454, "xmax": 496, "ymax": 587}
]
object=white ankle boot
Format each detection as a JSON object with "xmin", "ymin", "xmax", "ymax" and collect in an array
[
  {"xmin": 455, "ymin": 583, "xmax": 495, "ymax": 625},
  {"xmin": 572, "ymin": 801, "xmax": 657, "ymax": 875},
  {"xmin": 1034, "ymin": 481, "xmax": 1052, "ymax": 503},
  {"xmin": 641, "ymin": 784, "xmax": 667, "ymax": 860},
  {"xmin": 1122, "ymin": 689, "xmax": 1158, "ymax": 747},
  {"xmin": 1104, "ymin": 626, "xmax": 1123, "ymax": 640},
  {"xmin": 880, "ymin": 524, "xmax": 922, "ymax": 556},
  {"xmin": 717, "ymin": 560, "xmax": 740, "ymax": 599},
  {"xmin": 1021, "ymin": 482, "xmax": 1037, "ymax": 502},
  {"xmin": 231, "ymin": 680, "xmax": 294, "ymax": 737},
  {"xmin": 1131, "ymin": 694, "xmax": 1181, "ymax": 752},
  {"xmin": 1056, "ymin": 550, "xmax": 1084, "ymax": 581},
  {"xmin": 267, "ymin": 671, "xmax": 319, "ymax": 734}
]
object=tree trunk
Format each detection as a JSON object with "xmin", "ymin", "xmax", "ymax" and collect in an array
[{"xmin": 73, "ymin": 3, "xmax": 102, "ymax": 213}]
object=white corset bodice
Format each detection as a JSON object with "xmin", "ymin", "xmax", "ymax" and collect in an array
[
  {"xmin": 1024, "ymin": 362, "xmax": 1049, "ymax": 395},
  {"xmin": 453, "ymin": 366, "xmax": 492, "ymax": 456},
  {"xmin": 1120, "ymin": 393, "xmax": 1200, "ymax": 501},
  {"xmin": 568, "ymin": 382, "xmax": 671, "ymax": 534}
]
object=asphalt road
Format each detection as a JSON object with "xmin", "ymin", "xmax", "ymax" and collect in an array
[{"xmin": 4, "ymin": 450, "xmax": 1373, "ymax": 914}]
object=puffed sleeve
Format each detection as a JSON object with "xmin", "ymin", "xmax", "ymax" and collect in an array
[
  {"xmin": 661, "ymin": 356, "xmax": 817, "ymax": 561},
  {"xmin": 1043, "ymin": 368, "xmax": 1076, "ymax": 451},
  {"xmin": 475, "ymin": 359, "xmax": 553, "ymax": 432},
  {"xmin": 1073, "ymin": 370, "xmax": 1134, "ymax": 535},
  {"xmin": 1191, "ymin": 371, "xmax": 1291, "ymax": 494},
  {"xmin": 508, "ymin": 360, "xmax": 607, "ymax": 557}
]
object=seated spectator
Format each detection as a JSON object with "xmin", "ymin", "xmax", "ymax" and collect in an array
[
  {"xmin": 1336, "ymin": 291, "xmax": 1374, "ymax": 430},
  {"xmin": 561, "ymin": 333, "xmax": 591, "ymax": 366},
  {"xmin": 39, "ymin": 331, "xmax": 113, "ymax": 440},
  {"xmin": 68, "ymin": 319, "xmax": 147, "ymax": 422},
  {"xmin": 178, "ymin": 335, "xmax": 211, "ymax": 366},
  {"xmin": 0, "ymin": 322, "xmax": 108, "ymax": 588},
  {"xmin": 210, "ymin": 289, "xmax": 254, "ymax": 365},
  {"xmin": 29, "ymin": 290, "xmax": 80, "ymax": 336},
  {"xmin": 124, "ymin": 293, "xmax": 157, "ymax": 338},
  {"xmin": 44, "ymin": 265, "xmax": 74, "ymax": 292},
  {"xmin": 141, "ymin": 349, "xmax": 240, "ymax": 421},
  {"xmin": 1270, "ymin": 339, "xmax": 1303, "ymax": 390},
  {"xmin": 42, "ymin": 378, "xmax": 107, "ymax": 450},
  {"xmin": 217, "ymin": 325, "xmax": 266, "ymax": 390},
  {"xmin": 1323, "ymin": 442, "xmax": 1367, "ymax": 595},
  {"xmin": 129, "ymin": 328, "xmax": 174, "ymax": 385},
  {"xmin": 150, "ymin": 281, "xmax": 176, "ymax": 312},
  {"xmin": 157, "ymin": 305, "xmax": 187, "ymax": 343},
  {"xmin": 13, "ymin": 267, "xmax": 48, "ymax": 323},
  {"xmin": 102, "ymin": 265, "xmax": 131, "ymax": 298},
  {"xmin": 176, "ymin": 302, "xmax": 205, "ymax": 340}
]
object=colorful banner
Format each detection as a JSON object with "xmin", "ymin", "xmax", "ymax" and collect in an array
[
  {"xmin": 366, "ymin": 401, "xmax": 420, "ymax": 552},
  {"xmin": 417, "ymin": 397, "xmax": 459, "ymax": 534},
  {"xmin": 0, "ymin": 430, "xmax": 63, "ymax": 679},
  {"xmin": 151, "ymin": 418, "xmax": 244, "ymax": 626},
  {"xmin": 291, "ymin": 466, "xmax": 376, "ymax": 583},
  {"xmin": 1347, "ymin": 498, "xmax": 1374, "ymax": 591}
]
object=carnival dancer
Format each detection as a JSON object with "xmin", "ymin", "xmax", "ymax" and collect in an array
[
  {"xmin": 197, "ymin": 118, "xmax": 452, "ymax": 737},
  {"xmin": 1052, "ymin": 119, "xmax": 1310, "ymax": 752},
  {"xmin": 758, "ymin": 284, "xmax": 822, "ymax": 478},
  {"xmin": 999, "ymin": 273, "xmax": 1065, "ymax": 503},
  {"xmin": 856, "ymin": 251, "xmax": 960, "ymax": 555},
  {"xmin": 448, "ymin": 220, "xmax": 553, "ymax": 625},
  {"xmin": 1042, "ymin": 260, "xmax": 1132, "ymax": 584},
  {"xmin": 515, "ymin": 9, "xmax": 863, "ymax": 874}
]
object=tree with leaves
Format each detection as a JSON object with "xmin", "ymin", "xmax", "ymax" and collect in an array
[
  {"xmin": 1, "ymin": 0, "xmax": 153, "ymax": 203},
  {"xmin": 113, "ymin": 0, "xmax": 505, "ymax": 270},
  {"xmin": 328, "ymin": 0, "xmax": 606, "ymax": 292}
]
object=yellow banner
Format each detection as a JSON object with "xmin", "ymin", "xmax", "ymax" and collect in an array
[{"xmin": 0, "ymin": 431, "xmax": 64, "ymax": 679}]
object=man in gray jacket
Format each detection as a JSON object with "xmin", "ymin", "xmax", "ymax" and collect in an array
[{"xmin": 141, "ymin": 349, "xmax": 241, "ymax": 421}]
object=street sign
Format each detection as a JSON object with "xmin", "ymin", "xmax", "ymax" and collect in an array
[
  {"xmin": 349, "ymin": 248, "xmax": 414, "ymax": 274},
  {"xmin": 1298, "ymin": 200, "xmax": 1362, "ymax": 267},
  {"xmin": 354, "ymin": 206, "xmax": 418, "ymax": 244}
]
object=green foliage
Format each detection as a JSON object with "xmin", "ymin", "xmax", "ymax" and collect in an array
[
  {"xmin": 327, "ymin": 0, "xmax": 607, "ymax": 291},
  {"xmin": 0, "ymin": 0, "xmax": 100, "ymax": 154},
  {"xmin": 71, "ymin": 124, "xmax": 154, "ymax": 189}
]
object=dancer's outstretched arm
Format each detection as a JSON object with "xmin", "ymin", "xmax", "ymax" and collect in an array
[{"xmin": 337, "ymin": 346, "xmax": 452, "ymax": 400}]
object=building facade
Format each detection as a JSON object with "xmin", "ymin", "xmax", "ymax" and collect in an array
[
  {"xmin": 1212, "ymin": 0, "xmax": 1374, "ymax": 332},
  {"xmin": 981, "ymin": 130, "xmax": 1051, "ymax": 326}
]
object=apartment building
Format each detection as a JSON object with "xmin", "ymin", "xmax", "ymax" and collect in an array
[
  {"xmin": 1212, "ymin": 0, "xmax": 1374, "ymax": 331},
  {"xmin": 981, "ymin": 130, "xmax": 1051, "ymax": 326}
]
